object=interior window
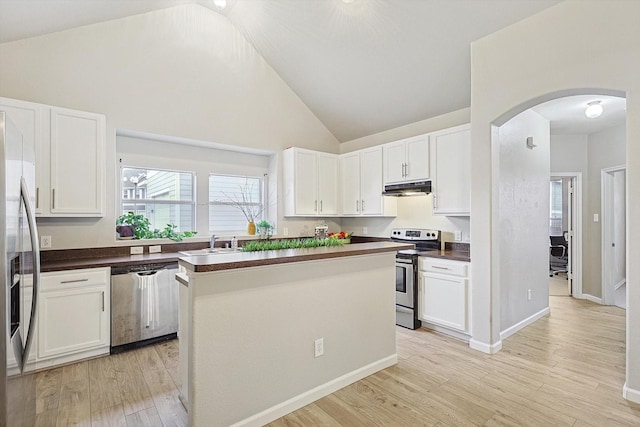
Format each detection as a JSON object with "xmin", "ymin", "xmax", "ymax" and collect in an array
[
  {"xmin": 209, "ymin": 174, "xmax": 264, "ymax": 234},
  {"xmin": 121, "ymin": 167, "xmax": 195, "ymax": 231},
  {"xmin": 549, "ymin": 179, "xmax": 563, "ymax": 235}
]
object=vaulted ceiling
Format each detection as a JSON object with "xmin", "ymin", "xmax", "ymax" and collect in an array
[{"xmin": 1, "ymin": 0, "xmax": 582, "ymax": 142}]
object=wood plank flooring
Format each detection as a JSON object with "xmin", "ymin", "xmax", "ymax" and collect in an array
[
  {"xmin": 32, "ymin": 339, "xmax": 186, "ymax": 427},
  {"xmin": 38, "ymin": 296, "xmax": 640, "ymax": 426},
  {"xmin": 269, "ymin": 296, "xmax": 640, "ymax": 426}
]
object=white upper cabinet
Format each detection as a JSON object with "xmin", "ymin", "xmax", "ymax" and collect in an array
[
  {"xmin": 0, "ymin": 97, "xmax": 106, "ymax": 217},
  {"xmin": 340, "ymin": 146, "xmax": 396, "ymax": 217},
  {"xmin": 430, "ymin": 124, "xmax": 471, "ymax": 216},
  {"xmin": 0, "ymin": 97, "xmax": 44, "ymax": 214},
  {"xmin": 283, "ymin": 147, "xmax": 339, "ymax": 217},
  {"xmin": 383, "ymin": 134, "xmax": 429, "ymax": 185},
  {"xmin": 49, "ymin": 107, "xmax": 106, "ymax": 216}
]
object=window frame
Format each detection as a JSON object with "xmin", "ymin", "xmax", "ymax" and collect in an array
[
  {"xmin": 208, "ymin": 173, "xmax": 266, "ymax": 234},
  {"xmin": 120, "ymin": 165, "xmax": 196, "ymax": 233}
]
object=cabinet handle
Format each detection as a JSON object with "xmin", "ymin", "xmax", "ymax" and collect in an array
[
  {"xmin": 432, "ymin": 266, "xmax": 451, "ymax": 270},
  {"xmin": 101, "ymin": 291, "xmax": 105, "ymax": 312},
  {"xmin": 315, "ymin": 200, "xmax": 318, "ymax": 212},
  {"xmin": 36, "ymin": 187, "xmax": 39, "ymax": 209},
  {"xmin": 401, "ymin": 163, "xmax": 405, "ymax": 177},
  {"xmin": 356, "ymin": 200, "xmax": 359, "ymax": 212},
  {"xmin": 433, "ymin": 194, "xmax": 437, "ymax": 208},
  {"xmin": 60, "ymin": 278, "xmax": 89, "ymax": 284},
  {"xmin": 405, "ymin": 162, "xmax": 409, "ymax": 177},
  {"xmin": 52, "ymin": 188, "xmax": 55, "ymax": 209},
  {"xmin": 361, "ymin": 200, "xmax": 365, "ymax": 212},
  {"xmin": 320, "ymin": 200, "xmax": 323, "ymax": 212}
]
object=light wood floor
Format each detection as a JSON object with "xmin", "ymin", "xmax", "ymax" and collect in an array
[
  {"xmin": 550, "ymin": 274, "xmax": 571, "ymax": 296},
  {"xmin": 269, "ymin": 297, "xmax": 640, "ymax": 426},
  {"xmin": 37, "ymin": 297, "xmax": 640, "ymax": 426},
  {"xmin": 32, "ymin": 339, "xmax": 187, "ymax": 427}
]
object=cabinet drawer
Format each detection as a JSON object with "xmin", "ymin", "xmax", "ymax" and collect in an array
[
  {"xmin": 42, "ymin": 268, "xmax": 110, "ymax": 291},
  {"xmin": 419, "ymin": 258, "xmax": 468, "ymax": 277}
]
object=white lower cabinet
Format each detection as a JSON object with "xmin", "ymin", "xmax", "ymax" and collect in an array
[
  {"xmin": 36, "ymin": 268, "xmax": 110, "ymax": 368},
  {"xmin": 418, "ymin": 257, "xmax": 470, "ymax": 334}
]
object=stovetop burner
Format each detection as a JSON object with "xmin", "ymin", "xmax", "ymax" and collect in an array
[{"xmin": 391, "ymin": 228, "xmax": 441, "ymax": 255}]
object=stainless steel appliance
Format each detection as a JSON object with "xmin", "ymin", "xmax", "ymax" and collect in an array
[
  {"xmin": 383, "ymin": 180, "xmax": 432, "ymax": 196},
  {"xmin": 111, "ymin": 262, "xmax": 179, "ymax": 353},
  {"xmin": 391, "ymin": 228, "xmax": 440, "ymax": 329},
  {"xmin": 1, "ymin": 112, "xmax": 41, "ymax": 425}
]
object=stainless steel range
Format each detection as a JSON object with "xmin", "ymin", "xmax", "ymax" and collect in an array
[{"xmin": 391, "ymin": 228, "xmax": 441, "ymax": 329}]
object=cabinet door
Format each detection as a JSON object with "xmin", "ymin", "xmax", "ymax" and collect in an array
[
  {"xmin": 432, "ymin": 125, "xmax": 471, "ymax": 215},
  {"xmin": 359, "ymin": 147, "xmax": 383, "ymax": 215},
  {"xmin": 405, "ymin": 135, "xmax": 429, "ymax": 181},
  {"xmin": 419, "ymin": 272, "xmax": 468, "ymax": 332},
  {"xmin": 49, "ymin": 107, "xmax": 105, "ymax": 216},
  {"xmin": 383, "ymin": 140, "xmax": 407, "ymax": 184},
  {"xmin": 38, "ymin": 284, "xmax": 109, "ymax": 360},
  {"xmin": 0, "ymin": 97, "xmax": 45, "ymax": 215},
  {"xmin": 317, "ymin": 153, "xmax": 339, "ymax": 215},
  {"xmin": 340, "ymin": 152, "xmax": 361, "ymax": 215},
  {"xmin": 293, "ymin": 149, "xmax": 319, "ymax": 215}
]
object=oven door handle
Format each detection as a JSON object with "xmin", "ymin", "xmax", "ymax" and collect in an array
[{"xmin": 396, "ymin": 259, "xmax": 414, "ymax": 265}]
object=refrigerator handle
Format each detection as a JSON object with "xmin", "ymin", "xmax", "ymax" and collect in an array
[{"xmin": 20, "ymin": 177, "xmax": 40, "ymax": 370}]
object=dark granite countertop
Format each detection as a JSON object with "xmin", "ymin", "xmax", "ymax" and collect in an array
[{"xmin": 417, "ymin": 249, "xmax": 470, "ymax": 263}]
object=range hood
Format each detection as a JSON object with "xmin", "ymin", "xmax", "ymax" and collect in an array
[{"xmin": 382, "ymin": 180, "xmax": 432, "ymax": 196}]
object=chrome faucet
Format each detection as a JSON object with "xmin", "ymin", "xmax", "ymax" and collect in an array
[{"xmin": 210, "ymin": 234, "xmax": 217, "ymax": 249}]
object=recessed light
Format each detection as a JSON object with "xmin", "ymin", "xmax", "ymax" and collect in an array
[{"xmin": 585, "ymin": 101, "xmax": 603, "ymax": 119}]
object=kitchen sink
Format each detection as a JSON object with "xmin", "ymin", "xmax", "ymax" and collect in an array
[{"xmin": 179, "ymin": 248, "xmax": 242, "ymax": 256}]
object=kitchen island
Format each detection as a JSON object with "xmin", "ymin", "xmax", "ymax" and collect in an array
[{"xmin": 177, "ymin": 242, "xmax": 411, "ymax": 427}]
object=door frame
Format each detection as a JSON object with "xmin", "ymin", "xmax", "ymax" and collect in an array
[
  {"xmin": 601, "ymin": 165, "xmax": 626, "ymax": 305},
  {"xmin": 551, "ymin": 172, "xmax": 583, "ymax": 298}
]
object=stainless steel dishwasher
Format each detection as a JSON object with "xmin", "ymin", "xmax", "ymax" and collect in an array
[{"xmin": 110, "ymin": 262, "xmax": 179, "ymax": 353}]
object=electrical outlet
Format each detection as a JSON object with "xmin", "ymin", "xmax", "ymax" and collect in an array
[
  {"xmin": 454, "ymin": 231, "xmax": 462, "ymax": 241},
  {"xmin": 130, "ymin": 246, "xmax": 144, "ymax": 255},
  {"xmin": 314, "ymin": 338, "xmax": 324, "ymax": 358},
  {"xmin": 149, "ymin": 245, "xmax": 161, "ymax": 254},
  {"xmin": 527, "ymin": 289, "xmax": 532, "ymax": 301},
  {"xmin": 283, "ymin": 227, "xmax": 289, "ymax": 236},
  {"xmin": 362, "ymin": 227, "xmax": 368, "ymax": 235},
  {"xmin": 40, "ymin": 235, "xmax": 51, "ymax": 249}
]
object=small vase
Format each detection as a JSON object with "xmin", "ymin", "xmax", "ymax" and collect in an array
[{"xmin": 247, "ymin": 221, "xmax": 256, "ymax": 235}]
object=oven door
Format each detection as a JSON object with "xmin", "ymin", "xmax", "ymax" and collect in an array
[{"xmin": 395, "ymin": 258, "xmax": 414, "ymax": 308}]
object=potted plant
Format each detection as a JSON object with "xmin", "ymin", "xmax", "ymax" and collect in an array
[
  {"xmin": 116, "ymin": 212, "xmax": 197, "ymax": 241},
  {"xmin": 218, "ymin": 178, "xmax": 264, "ymax": 235},
  {"xmin": 116, "ymin": 212, "xmax": 150, "ymax": 240},
  {"xmin": 256, "ymin": 220, "xmax": 273, "ymax": 239}
]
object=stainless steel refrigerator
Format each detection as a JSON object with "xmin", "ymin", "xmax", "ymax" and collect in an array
[{"xmin": 1, "ymin": 111, "xmax": 41, "ymax": 426}]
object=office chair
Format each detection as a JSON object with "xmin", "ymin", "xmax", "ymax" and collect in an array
[{"xmin": 549, "ymin": 234, "xmax": 568, "ymax": 277}]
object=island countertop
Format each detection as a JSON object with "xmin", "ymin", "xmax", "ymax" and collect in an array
[{"xmin": 179, "ymin": 241, "xmax": 413, "ymax": 273}]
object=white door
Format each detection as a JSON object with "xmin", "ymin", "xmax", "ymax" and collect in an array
[
  {"xmin": 293, "ymin": 150, "xmax": 318, "ymax": 215},
  {"xmin": 317, "ymin": 153, "xmax": 339, "ymax": 215},
  {"xmin": 602, "ymin": 167, "xmax": 626, "ymax": 307},
  {"xmin": 405, "ymin": 135, "xmax": 429, "ymax": 181},
  {"xmin": 383, "ymin": 140, "xmax": 407, "ymax": 184}
]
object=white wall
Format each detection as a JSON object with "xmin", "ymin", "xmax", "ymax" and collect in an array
[
  {"xmin": 469, "ymin": 0, "xmax": 640, "ymax": 399},
  {"xmin": 0, "ymin": 4, "xmax": 340, "ymax": 249},
  {"xmin": 497, "ymin": 110, "xmax": 550, "ymax": 331},
  {"xmin": 585, "ymin": 124, "xmax": 626, "ymax": 297},
  {"xmin": 340, "ymin": 108, "xmax": 469, "ymax": 154},
  {"xmin": 342, "ymin": 196, "xmax": 470, "ymax": 242}
]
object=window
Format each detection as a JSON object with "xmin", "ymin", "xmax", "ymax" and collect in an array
[
  {"xmin": 209, "ymin": 174, "xmax": 264, "ymax": 233},
  {"xmin": 121, "ymin": 167, "xmax": 195, "ymax": 232},
  {"xmin": 549, "ymin": 179, "xmax": 563, "ymax": 235}
]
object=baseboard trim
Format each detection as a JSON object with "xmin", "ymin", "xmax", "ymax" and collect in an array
[
  {"xmin": 623, "ymin": 382, "xmax": 640, "ymax": 403},
  {"xmin": 469, "ymin": 338, "xmax": 502, "ymax": 354},
  {"xmin": 229, "ymin": 354, "xmax": 398, "ymax": 427},
  {"xmin": 583, "ymin": 294, "xmax": 603, "ymax": 304},
  {"xmin": 500, "ymin": 307, "xmax": 550, "ymax": 341}
]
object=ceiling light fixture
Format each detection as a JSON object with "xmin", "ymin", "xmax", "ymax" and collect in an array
[
  {"xmin": 213, "ymin": 0, "xmax": 227, "ymax": 10},
  {"xmin": 585, "ymin": 101, "xmax": 603, "ymax": 119}
]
